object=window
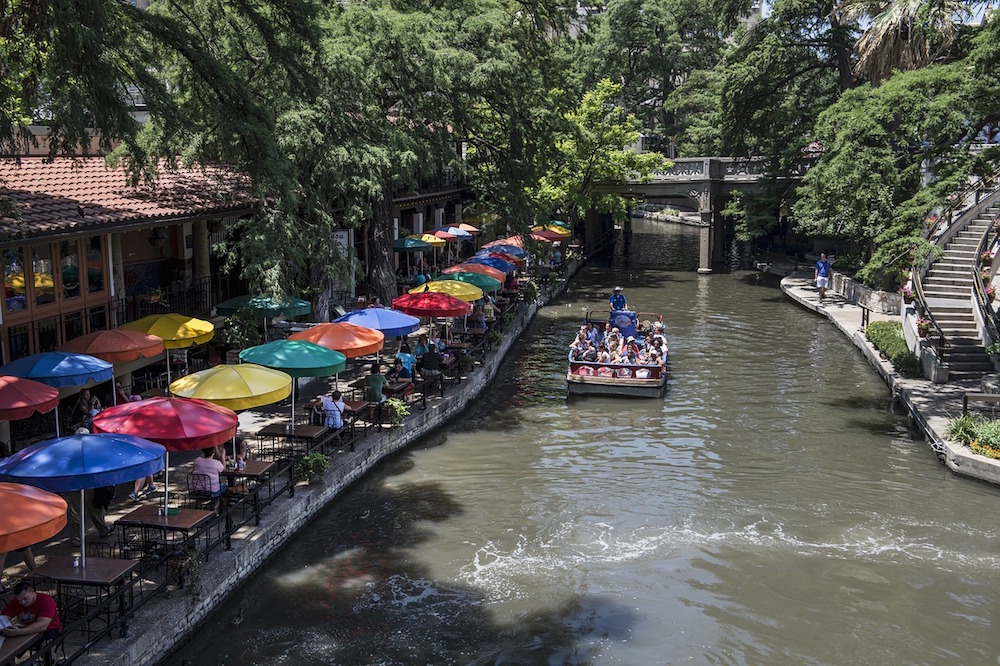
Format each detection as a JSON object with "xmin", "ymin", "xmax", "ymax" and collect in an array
[
  {"xmin": 32, "ymin": 244, "xmax": 55, "ymax": 306},
  {"xmin": 86, "ymin": 236, "xmax": 105, "ymax": 293},
  {"xmin": 3, "ymin": 248, "xmax": 26, "ymax": 314},
  {"xmin": 60, "ymin": 240, "xmax": 80, "ymax": 299}
]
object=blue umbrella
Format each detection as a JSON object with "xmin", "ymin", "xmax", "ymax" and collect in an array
[
  {"xmin": 0, "ymin": 433, "xmax": 166, "ymax": 564},
  {"xmin": 482, "ymin": 243, "xmax": 527, "ymax": 258},
  {"xmin": 335, "ymin": 308, "xmax": 420, "ymax": 339},
  {"xmin": 466, "ymin": 256, "xmax": 516, "ymax": 273},
  {"xmin": 0, "ymin": 352, "xmax": 114, "ymax": 437}
]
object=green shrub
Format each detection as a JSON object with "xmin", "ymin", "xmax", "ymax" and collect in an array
[
  {"xmin": 947, "ymin": 412, "xmax": 982, "ymax": 445},
  {"xmin": 973, "ymin": 419, "xmax": 1000, "ymax": 454},
  {"xmin": 865, "ymin": 321, "xmax": 922, "ymax": 377}
]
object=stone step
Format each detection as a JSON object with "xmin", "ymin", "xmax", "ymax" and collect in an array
[
  {"xmin": 923, "ymin": 290, "xmax": 971, "ymax": 300},
  {"xmin": 925, "ymin": 271, "xmax": 974, "ymax": 281}
]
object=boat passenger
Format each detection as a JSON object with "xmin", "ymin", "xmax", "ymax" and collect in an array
[{"xmin": 583, "ymin": 342, "xmax": 598, "ymax": 362}]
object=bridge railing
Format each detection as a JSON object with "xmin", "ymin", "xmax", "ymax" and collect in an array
[{"xmin": 648, "ymin": 157, "xmax": 793, "ymax": 181}]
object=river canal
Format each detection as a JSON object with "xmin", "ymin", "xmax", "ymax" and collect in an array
[{"xmin": 172, "ymin": 220, "xmax": 1000, "ymax": 665}]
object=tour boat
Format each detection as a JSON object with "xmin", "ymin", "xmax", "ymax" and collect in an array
[{"xmin": 566, "ymin": 309, "xmax": 668, "ymax": 398}]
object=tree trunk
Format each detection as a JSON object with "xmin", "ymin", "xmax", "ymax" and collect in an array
[
  {"xmin": 366, "ymin": 188, "xmax": 398, "ymax": 304},
  {"xmin": 829, "ymin": 16, "xmax": 855, "ymax": 92}
]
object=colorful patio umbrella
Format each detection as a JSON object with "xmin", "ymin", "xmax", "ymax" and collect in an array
[
  {"xmin": 435, "ymin": 226, "xmax": 473, "ymax": 239},
  {"xmin": 216, "ymin": 294, "xmax": 312, "ymax": 318},
  {"xmin": 392, "ymin": 292, "xmax": 474, "ymax": 318},
  {"xmin": 482, "ymin": 243, "xmax": 527, "ymax": 258},
  {"xmin": 530, "ymin": 229, "xmax": 566, "ymax": 242},
  {"xmin": 483, "ymin": 235, "xmax": 524, "ymax": 249},
  {"xmin": 456, "ymin": 223, "xmax": 480, "ymax": 235},
  {"xmin": 0, "ymin": 352, "xmax": 114, "ymax": 436},
  {"xmin": 239, "ymin": 340, "xmax": 348, "ymax": 423},
  {"xmin": 59, "ymin": 329, "xmax": 165, "ymax": 366},
  {"xmin": 431, "ymin": 230, "xmax": 458, "ymax": 241},
  {"xmin": 409, "ymin": 280, "xmax": 484, "ymax": 302},
  {"xmin": 441, "ymin": 263, "xmax": 507, "ymax": 282},
  {"xmin": 93, "ymin": 397, "xmax": 238, "ymax": 513},
  {"xmin": 476, "ymin": 250, "xmax": 525, "ymax": 267},
  {"xmin": 119, "ymin": 313, "xmax": 215, "ymax": 390},
  {"xmin": 0, "ymin": 433, "xmax": 165, "ymax": 564},
  {"xmin": 549, "ymin": 219, "xmax": 572, "ymax": 230},
  {"xmin": 466, "ymin": 256, "xmax": 516, "ymax": 273},
  {"xmin": 169, "ymin": 364, "xmax": 292, "ymax": 411},
  {"xmin": 0, "ymin": 375, "xmax": 59, "ymax": 421},
  {"xmin": 288, "ymin": 322, "xmax": 385, "ymax": 358},
  {"xmin": 392, "ymin": 237, "xmax": 431, "ymax": 252},
  {"xmin": 334, "ymin": 308, "xmax": 420, "ymax": 339},
  {"xmin": 0, "ymin": 483, "xmax": 68, "ymax": 553},
  {"xmin": 407, "ymin": 234, "xmax": 446, "ymax": 248},
  {"xmin": 438, "ymin": 272, "xmax": 503, "ymax": 292},
  {"xmin": 532, "ymin": 225, "xmax": 571, "ymax": 237}
]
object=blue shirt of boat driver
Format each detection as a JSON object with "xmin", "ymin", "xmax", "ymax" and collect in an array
[{"xmin": 609, "ymin": 293, "xmax": 627, "ymax": 310}]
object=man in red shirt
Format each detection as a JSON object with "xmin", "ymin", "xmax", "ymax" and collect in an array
[{"xmin": 1, "ymin": 581, "xmax": 62, "ymax": 640}]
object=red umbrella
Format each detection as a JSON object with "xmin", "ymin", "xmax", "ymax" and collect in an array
[
  {"xmin": 59, "ymin": 329, "xmax": 164, "ymax": 364},
  {"xmin": 0, "ymin": 375, "xmax": 59, "ymax": 421},
  {"xmin": 92, "ymin": 396, "xmax": 238, "ymax": 451},
  {"xmin": 392, "ymin": 292, "xmax": 474, "ymax": 318},
  {"xmin": 441, "ymin": 263, "xmax": 506, "ymax": 281},
  {"xmin": 432, "ymin": 230, "xmax": 458, "ymax": 241},
  {"xmin": 288, "ymin": 322, "xmax": 385, "ymax": 358},
  {"xmin": 0, "ymin": 482, "xmax": 67, "ymax": 552},
  {"xmin": 92, "ymin": 396, "xmax": 239, "ymax": 512},
  {"xmin": 483, "ymin": 236, "xmax": 524, "ymax": 248}
]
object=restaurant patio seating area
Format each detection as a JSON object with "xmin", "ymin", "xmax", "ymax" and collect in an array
[{"xmin": 0, "ymin": 269, "xmax": 540, "ymax": 665}]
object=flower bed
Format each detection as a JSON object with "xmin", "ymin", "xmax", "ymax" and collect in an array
[{"xmin": 865, "ymin": 320, "xmax": 922, "ymax": 377}]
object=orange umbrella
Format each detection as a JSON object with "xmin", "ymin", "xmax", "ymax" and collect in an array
[
  {"xmin": 457, "ymin": 223, "xmax": 480, "ymax": 235},
  {"xmin": 0, "ymin": 375, "xmax": 59, "ymax": 421},
  {"xmin": 59, "ymin": 329, "xmax": 165, "ymax": 364},
  {"xmin": 441, "ymin": 263, "xmax": 506, "ymax": 281},
  {"xmin": 288, "ymin": 322, "xmax": 385, "ymax": 358},
  {"xmin": 0, "ymin": 482, "xmax": 67, "ymax": 552},
  {"xmin": 432, "ymin": 230, "xmax": 458, "ymax": 241}
]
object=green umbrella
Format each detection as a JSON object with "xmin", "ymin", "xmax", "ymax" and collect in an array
[
  {"xmin": 239, "ymin": 340, "xmax": 347, "ymax": 425},
  {"xmin": 549, "ymin": 219, "xmax": 572, "ymax": 230},
  {"xmin": 217, "ymin": 294, "xmax": 312, "ymax": 318},
  {"xmin": 393, "ymin": 237, "xmax": 431, "ymax": 252},
  {"xmin": 438, "ymin": 271, "xmax": 503, "ymax": 292}
]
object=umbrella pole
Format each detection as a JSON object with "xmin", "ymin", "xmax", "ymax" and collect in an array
[
  {"xmin": 55, "ymin": 406, "xmax": 60, "ymax": 438},
  {"xmin": 166, "ymin": 353, "xmax": 172, "ymax": 397},
  {"xmin": 290, "ymin": 380, "xmax": 296, "ymax": 428},
  {"xmin": 80, "ymin": 488, "xmax": 86, "ymax": 567},
  {"xmin": 163, "ymin": 452, "xmax": 170, "ymax": 513}
]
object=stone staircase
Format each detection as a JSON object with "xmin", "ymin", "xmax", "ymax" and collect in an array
[{"xmin": 923, "ymin": 206, "xmax": 999, "ymax": 381}]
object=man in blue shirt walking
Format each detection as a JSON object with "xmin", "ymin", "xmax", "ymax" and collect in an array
[
  {"xmin": 814, "ymin": 253, "xmax": 832, "ymax": 302},
  {"xmin": 609, "ymin": 286, "xmax": 627, "ymax": 311}
]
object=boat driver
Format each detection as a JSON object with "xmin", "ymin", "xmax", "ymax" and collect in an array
[{"xmin": 609, "ymin": 286, "xmax": 627, "ymax": 311}]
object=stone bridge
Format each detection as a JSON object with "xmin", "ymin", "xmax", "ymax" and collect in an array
[{"xmin": 589, "ymin": 157, "xmax": 797, "ymax": 272}]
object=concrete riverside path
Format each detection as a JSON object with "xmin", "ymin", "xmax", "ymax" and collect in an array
[{"xmin": 781, "ymin": 272, "xmax": 1000, "ymax": 486}]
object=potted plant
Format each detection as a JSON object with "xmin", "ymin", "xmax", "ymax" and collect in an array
[
  {"xmin": 488, "ymin": 329, "xmax": 503, "ymax": 347},
  {"xmin": 982, "ymin": 250, "xmax": 995, "ymax": 265},
  {"xmin": 899, "ymin": 285, "xmax": 913, "ymax": 304},
  {"xmin": 917, "ymin": 316, "xmax": 932, "ymax": 337},
  {"xmin": 293, "ymin": 452, "xmax": 331, "ymax": 485},
  {"xmin": 987, "ymin": 285, "xmax": 997, "ymax": 302},
  {"xmin": 386, "ymin": 397, "xmax": 409, "ymax": 426},
  {"xmin": 139, "ymin": 287, "xmax": 168, "ymax": 306}
]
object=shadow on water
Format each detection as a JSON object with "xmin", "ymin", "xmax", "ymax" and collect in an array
[{"xmin": 168, "ymin": 456, "xmax": 637, "ymax": 665}]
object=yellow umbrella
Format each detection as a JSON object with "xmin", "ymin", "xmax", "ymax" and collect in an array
[
  {"xmin": 168, "ymin": 364, "xmax": 292, "ymax": 411},
  {"xmin": 531, "ymin": 225, "xmax": 571, "ymax": 237},
  {"xmin": 407, "ymin": 234, "xmax": 446, "ymax": 248},
  {"xmin": 409, "ymin": 280, "xmax": 483, "ymax": 302},
  {"xmin": 119, "ymin": 313, "xmax": 214, "ymax": 349}
]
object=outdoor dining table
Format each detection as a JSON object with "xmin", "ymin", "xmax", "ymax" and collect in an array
[
  {"xmin": 221, "ymin": 460, "xmax": 277, "ymax": 525},
  {"xmin": 115, "ymin": 505, "xmax": 215, "ymax": 562},
  {"xmin": 256, "ymin": 423, "xmax": 329, "ymax": 457},
  {"xmin": 31, "ymin": 555, "xmax": 141, "ymax": 637},
  {"xmin": 0, "ymin": 632, "xmax": 41, "ymax": 666}
]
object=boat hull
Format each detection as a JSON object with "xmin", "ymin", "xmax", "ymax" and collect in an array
[{"xmin": 566, "ymin": 373, "xmax": 666, "ymax": 398}]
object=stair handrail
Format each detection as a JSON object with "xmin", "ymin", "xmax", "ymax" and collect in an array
[{"xmin": 973, "ymin": 208, "xmax": 1000, "ymax": 346}]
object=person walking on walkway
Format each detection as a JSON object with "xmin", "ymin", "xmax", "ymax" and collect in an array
[{"xmin": 814, "ymin": 253, "xmax": 832, "ymax": 302}]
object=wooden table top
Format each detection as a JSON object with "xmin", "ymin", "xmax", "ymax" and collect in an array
[
  {"xmin": 0, "ymin": 632, "xmax": 41, "ymax": 665},
  {"xmin": 116, "ymin": 505, "xmax": 214, "ymax": 531},
  {"xmin": 257, "ymin": 423, "xmax": 328, "ymax": 440},
  {"xmin": 32, "ymin": 555, "xmax": 139, "ymax": 586},
  {"xmin": 342, "ymin": 400, "xmax": 369, "ymax": 412},
  {"xmin": 220, "ymin": 460, "xmax": 276, "ymax": 480}
]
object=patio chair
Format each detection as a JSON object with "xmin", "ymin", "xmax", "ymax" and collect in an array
[{"xmin": 186, "ymin": 472, "xmax": 223, "ymax": 514}]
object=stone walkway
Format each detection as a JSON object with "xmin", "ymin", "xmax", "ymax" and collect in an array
[{"xmin": 781, "ymin": 272, "xmax": 1000, "ymax": 485}]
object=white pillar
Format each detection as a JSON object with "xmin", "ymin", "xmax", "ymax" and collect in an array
[
  {"xmin": 434, "ymin": 207, "xmax": 444, "ymax": 226},
  {"xmin": 415, "ymin": 212, "xmax": 424, "ymax": 235}
]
